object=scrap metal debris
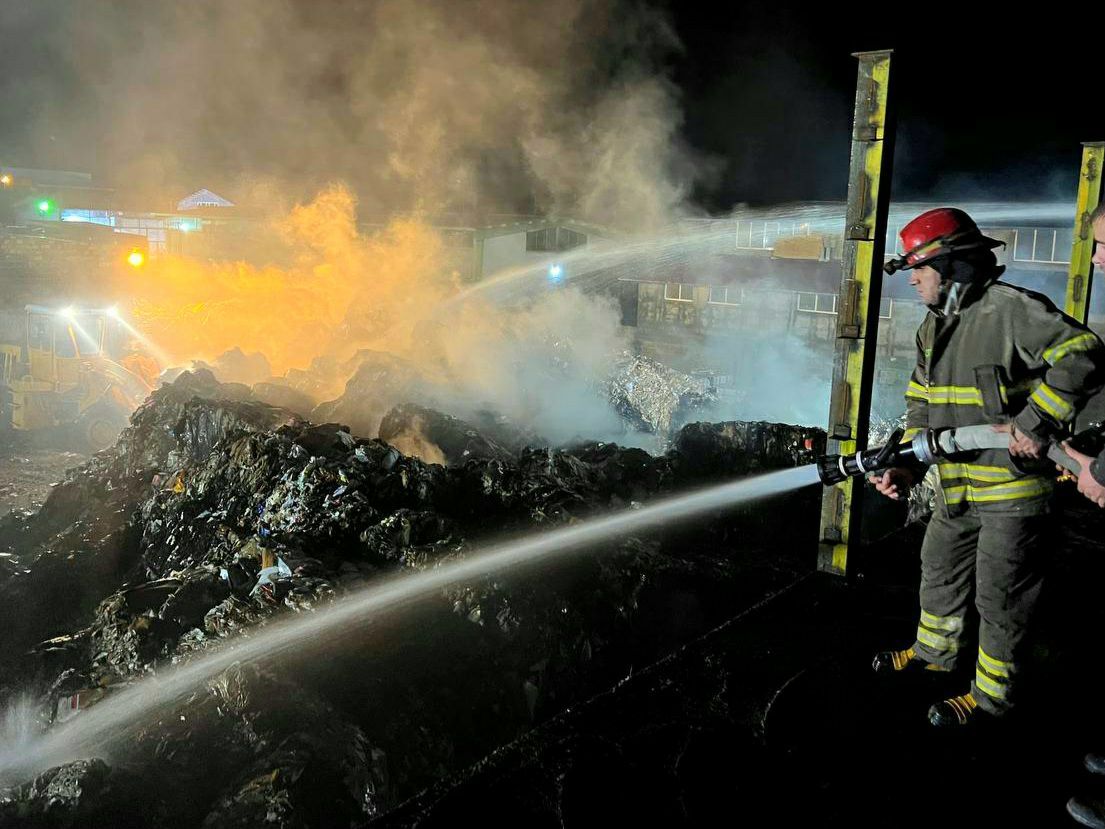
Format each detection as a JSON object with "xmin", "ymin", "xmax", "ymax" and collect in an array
[{"xmin": 608, "ymin": 353, "xmax": 718, "ymax": 438}]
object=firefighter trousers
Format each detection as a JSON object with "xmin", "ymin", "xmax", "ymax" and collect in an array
[{"xmin": 910, "ymin": 504, "xmax": 1050, "ymax": 715}]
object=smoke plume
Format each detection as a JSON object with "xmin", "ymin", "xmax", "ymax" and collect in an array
[
  {"xmin": 7, "ymin": 0, "xmax": 858, "ymax": 449},
  {"xmin": 4, "ymin": 0, "xmax": 708, "ymax": 230}
]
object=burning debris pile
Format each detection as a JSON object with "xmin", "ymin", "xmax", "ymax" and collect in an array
[
  {"xmin": 377, "ymin": 404, "xmax": 518, "ymax": 467},
  {"xmin": 0, "ymin": 371, "xmax": 823, "ymax": 827},
  {"xmin": 184, "ymin": 341, "xmax": 726, "ymax": 459},
  {"xmin": 308, "ymin": 351, "xmax": 432, "ymax": 439}
]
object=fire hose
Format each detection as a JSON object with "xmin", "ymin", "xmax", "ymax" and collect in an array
[{"xmin": 815, "ymin": 423, "xmax": 1105, "ymax": 486}]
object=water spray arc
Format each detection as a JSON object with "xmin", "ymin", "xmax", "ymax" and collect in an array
[
  {"xmin": 3, "ymin": 418, "xmax": 1098, "ymax": 785},
  {"xmin": 0, "ymin": 464, "xmax": 819, "ymax": 784}
]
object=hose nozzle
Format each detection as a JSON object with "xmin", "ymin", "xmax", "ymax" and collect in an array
[
  {"xmin": 815, "ymin": 423, "xmax": 1105, "ymax": 487},
  {"xmin": 816, "ymin": 428, "xmax": 906, "ymax": 485}
]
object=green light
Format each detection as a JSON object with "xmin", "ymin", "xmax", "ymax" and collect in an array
[{"xmin": 36, "ymin": 199, "xmax": 54, "ymax": 214}]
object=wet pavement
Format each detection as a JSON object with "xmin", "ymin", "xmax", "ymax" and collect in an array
[{"xmin": 375, "ymin": 490, "xmax": 1105, "ymax": 828}]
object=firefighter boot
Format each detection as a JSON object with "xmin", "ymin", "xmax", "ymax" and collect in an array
[
  {"xmin": 927, "ymin": 691, "xmax": 978, "ymax": 727},
  {"xmin": 1067, "ymin": 797, "xmax": 1105, "ymax": 829},
  {"xmin": 872, "ymin": 646, "xmax": 950, "ymax": 676}
]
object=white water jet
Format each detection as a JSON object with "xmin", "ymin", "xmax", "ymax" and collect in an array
[
  {"xmin": 455, "ymin": 200, "xmax": 1074, "ymax": 307},
  {"xmin": 0, "ymin": 463, "xmax": 821, "ymax": 784}
]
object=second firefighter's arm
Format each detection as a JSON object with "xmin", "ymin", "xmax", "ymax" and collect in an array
[{"xmin": 1011, "ymin": 300, "xmax": 1105, "ymax": 442}]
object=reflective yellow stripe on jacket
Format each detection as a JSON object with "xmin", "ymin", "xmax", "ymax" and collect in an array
[
  {"xmin": 941, "ymin": 477, "xmax": 1052, "ymax": 506},
  {"xmin": 1043, "ymin": 332, "xmax": 1100, "ymax": 365},
  {"xmin": 905, "ymin": 381, "xmax": 929, "ymax": 401},
  {"xmin": 929, "ymin": 386, "xmax": 988, "ymax": 405},
  {"xmin": 936, "ymin": 463, "xmax": 1020, "ymax": 484},
  {"xmin": 903, "ymin": 383, "xmax": 1015, "ymax": 407},
  {"xmin": 1028, "ymin": 382, "xmax": 1074, "ymax": 422}
]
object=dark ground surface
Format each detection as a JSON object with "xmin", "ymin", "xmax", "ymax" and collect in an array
[
  {"xmin": 375, "ymin": 488, "xmax": 1105, "ymax": 829},
  {"xmin": 0, "ymin": 447, "xmax": 86, "ymax": 519},
  {"xmin": 0, "ymin": 379, "xmax": 830, "ymax": 827},
  {"xmin": 2, "ymin": 414, "xmax": 1102, "ymax": 828}
]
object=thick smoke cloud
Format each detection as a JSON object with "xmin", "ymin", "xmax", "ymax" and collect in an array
[
  {"xmin": 5, "ymin": 0, "xmax": 852, "ymax": 447},
  {"xmin": 3, "ymin": 0, "xmax": 709, "ymax": 231}
]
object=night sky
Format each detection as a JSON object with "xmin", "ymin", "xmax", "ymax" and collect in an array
[{"xmin": 667, "ymin": 1, "xmax": 1102, "ymax": 207}]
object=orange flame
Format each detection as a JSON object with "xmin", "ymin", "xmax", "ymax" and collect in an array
[{"xmin": 110, "ymin": 185, "xmax": 454, "ymax": 377}]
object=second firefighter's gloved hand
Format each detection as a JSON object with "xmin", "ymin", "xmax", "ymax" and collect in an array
[
  {"xmin": 992, "ymin": 423, "xmax": 1046, "ymax": 459},
  {"xmin": 1060, "ymin": 441, "xmax": 1105, "ymax": 508},
  {"xmin": 867, "ymin": 467, "xmax": 915, "ymax": 501}
]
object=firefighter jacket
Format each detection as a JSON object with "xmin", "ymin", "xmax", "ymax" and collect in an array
[{"xmin": 904, "ymin": 278, "xmax": 1105, "ymax": 513}]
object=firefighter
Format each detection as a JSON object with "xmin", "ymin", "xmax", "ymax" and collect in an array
[
  {"xmin": 1065, "ymin": 201, "xmax": 1105, "ymax": 829},
  {"xmin": 1062, "ymin": 201, "xmax": 1105, "ymax": 511},
  {"xmin": 867, "ymin": 207, "xmax": 1105, "ymax": 727}
]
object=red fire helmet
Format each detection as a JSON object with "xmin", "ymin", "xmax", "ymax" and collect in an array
[{"xmin": 883, "ymin": 207, "xmax": 1004, "ymax": 274}]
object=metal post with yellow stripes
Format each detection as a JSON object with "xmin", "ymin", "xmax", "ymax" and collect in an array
[
  {"xmin": 817, "ymin": 50, "xmax": 897, "ymax": 576},
  {"xmin": 1064, "ymin": 142, "xmax": 1104, "ymax": 325}
]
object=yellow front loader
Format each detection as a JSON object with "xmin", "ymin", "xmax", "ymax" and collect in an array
[{"xmin": 0, "ymin": 306, "xmax": 152, "ymax": 451}]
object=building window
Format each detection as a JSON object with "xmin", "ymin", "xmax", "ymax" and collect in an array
[
  {"xmin": 440, "ymin": 229, "xmax": 473, "ymax": 248},
  {"xmin": 708, "ymin": 285, "xmax": 742, "ymax": 306},
  {"xmin": 526, "ymin": 226, "xmax": 588, "ymax": 252},
  {"xmin": 526, "ymin": 228, "xmax": 555, "ymax": 251},
  {"xmin": 559, "ymin": 227, "xmax": 587, "ymax": 250},
  {"xmin": 60, "ymin": 209, "xmax": 115, "ymax": 227},
  {"xmin": 1011, "ymin": 227, "xmax": 1071, "ymax": 265},
  {"xmin": 796, "ymin": 292, "xmax": 837, "ymax": 314},
  {"xmin": 794, "ymin": 293, "xmax": 892, "ymax": 317},
  {"xmin": 28, "ymin": 316, "xmax": 51, "ymax": 350},
  {"xmin": 795, "ymin": 293, "xmax": 892, "ymax": 317},
  {"xmin": 664, "ymin": 282, "xmax": 695, "ymax": 302}
]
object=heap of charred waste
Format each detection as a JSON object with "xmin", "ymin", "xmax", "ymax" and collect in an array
[{"xmin": 0, "ymin": 370, "xmax": 822, "ymax": 828}]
